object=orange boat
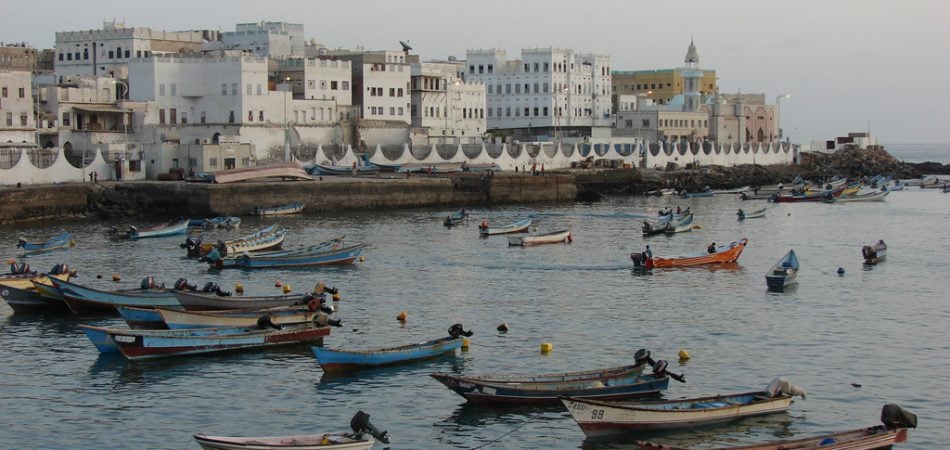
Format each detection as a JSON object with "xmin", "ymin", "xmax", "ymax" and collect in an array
[{"xmin": 649, "ymin": 238, "xmax": 748, "ymax": 268}]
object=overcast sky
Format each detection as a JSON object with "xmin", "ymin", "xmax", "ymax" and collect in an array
[{"xmin": 3, "ymin": 0, "xmax": 947, "ymax": 144}]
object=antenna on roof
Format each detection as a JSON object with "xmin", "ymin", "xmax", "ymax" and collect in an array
[{"xmin": 399, "ymin": 40, "xmax": 412, "ymax": 52}]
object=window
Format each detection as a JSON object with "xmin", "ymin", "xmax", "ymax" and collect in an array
[
  {"xmin": 124, "ymin": 50, "xmax": 130, "ymax": 59},
  {"xmin": 497, "ymin": 107, "xmax": 502, "ymax": 117},
  {"xmin": 397, "ymin": 88, "xmax": 403, "ymax": 97},
  {"xmin": 320, "ymin": 80, "xmax": 327, "ymax": 90},
  {"xmin": 533, "ymin": 107, "xmax": 539, "ymax": 116},
  {"xmin": 136, "ymin": 50, "xmax": 142, "ymax": 58},
  {"xmin": 543, "ymin": 107, "xmax": 548, "ymax": 116},
  {"xmin": 159, "ymin": 84, "xmax": 165, "ymax": 96},
  {"xmin": 221, "ymin": 84, "xmax": 227, "ymax": 95},
  {"xmin": 181, "ymin": 112, "xmax": 187, "ymax": 124},
  {"xmin": 247, "ymin": 84, "xmax": 253, "ymax": 95},
  {"xmin": 62, "ymin": 112, "xmax": 70, "ymax": 126},
  {"xmin": 524, "ymin": 83, "xmax": 530, "ymax": 93},
  {"xmin": 108, "ymin": 50, "xmax": 114, "ymax": 59},
  {"xmin": 259, "ymin": 111, "xmax": 264, "ymax": 122},
  {"xmin": 515, "ymin": 84, "xmax": 521, "ymax": 94},
  {"xmin": 158, "ymin": 108, "xmax": 165, "ymax": 124},
  {"xmin": 642, "ymin": 119, "xmax": 650, "ymax": 127},
  {"xmin": 170, "ymin": 84, "xmax": 176, "ymax": 96},
  {"xmin": 18, "ymin": 87, "xmax": 25, "ymax": 98},
  {"xmin": 231, "ymin": 83, "xmax": 237, "ymax": 95},
  {"xmin": 67, "ymin": 53, "xmax": 72, "ymax": 61},
  {"xmin": 209, "ymin": 158, "xmax": 218, "ymax": 168},
  {"xmin": 469, "ymin": 65, "xmax": 474, "ymax": 74},
  {"xmin": 534, "ymin": 63, "xmax": 539, "ymax": 72},
  {"xmin": 342, "ymin": 81, "xmax": 349, "ymax": 90},
  {"xmin": 533, "ymin": 83, "xmax": 539, "ymax": 93},
  {"xmin": 331, "ymin": 80, "xmax": 338, "ymax": 90},
  {"xmin": 59, "ymin": 53, "xmax": 63, "ymax": 61},
  {"xmin": 488, "ymin": 85, "xmax": 493, "ymax": 94},
  {"xmin": 308, "ymin": 80, "xmax": 315, "ymax": 89},
  {"xmin": 543, "ymin": 83, "xmax": 549, "ymax": 93},
  {"xmin": 1, "ymin": 87, "xmax": 6, "ymax": 97},
  {"xmin": 389, "ymin": 88, "xmax": 395, "ymax": 97},
  {"xmin": 505, "ymin": 107, "xmax": 510, "ymax": 117},
  {"xmin": 228, "ymin": 111, "xmax": 235, "ymax": 123},
  {"xmin": 170, "ymin": 108, "xmax": 177, "ymax": 124},
  {"xmin": 20, "ymin": 113, "xmax": 27, "ymax": 126},
  {"xmin": 200, "ymin": 111, "xmax": 206, "ymax": 124},
  {"xmin": 543, "ymin": 62, "xmax": 549, "ymax": 72},
  {"xmin": 398, "ymin": 107, "xmax": 403, "ymax": 115},
  {"xmin": 524, "ymin": 107, "xmax": 530, "ymax": 116},
  {"xmin": 487, "ymin": 64, "xmax": 493, "ymax": 73},
  {"xmin": 524, "ymin": 63, "xmax": 529, "ymax": 72},
  {"xmin": 389, "ymin": 107, "xmax": 395, "ymax": 115},
  {"xmin": 248, "ymin": 110, "xmax": 253, "ymax": 122},
  {"xmin": 478, "ymin": 64, "xmax": 484, "ymax": 74},
  {"xmin": 257, "ymin": 84, "xmax": 262, "ymax": 95},
  {"xmin": 505, "ymin": 84, "xmax": 511, "ymax": 94}
]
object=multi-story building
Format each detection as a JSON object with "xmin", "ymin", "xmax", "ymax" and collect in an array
[
  {"xmin": 410, "ymin": 60, "xmax": 486, "ymax": 145},
  {"xmin": 0, "ymin": 68, "xmax": 36, "ymax": 145},
  {"xmin": 465, "ymin": 48, "xmax": 611, "ymax": 140},
  {"xmin": 221, "ymin": 21, "xmax": 305, "ymax": 59},
  {"xmin": 327, "ymin": 50, "xmax": 411, "ymax": 126},
  {"xmin": 54, "ymin": 20, "xmax": 218, "ymax": 83}
]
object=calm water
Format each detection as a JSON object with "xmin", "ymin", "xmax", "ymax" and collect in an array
[
  {"xmin": 1, "ymin": 189, "xmax": 948, "ymax": 449},
  {"xmin": 885, "ymin": 143, "xmax": 950, "ymax": 164}
]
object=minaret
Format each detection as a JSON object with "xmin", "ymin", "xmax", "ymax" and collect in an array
[{"xmin": 683, "ymin": 39, "xmax": 701, "ymax": 112}]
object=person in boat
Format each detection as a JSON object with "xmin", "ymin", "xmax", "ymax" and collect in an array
[
  {"xmin": 737, "ymin": 208, "xmax": 745, "ymax": 219},
  {"xmin": 676, "ymin": 206, "xmax": 681, "ymax": 214},
  {"xmin": 645, "ymin": 245, "xmax": 652, "ymax": 258},
  {"xmin": 707, "ymin": 242, "xmax": 717, "ymax": 254},
  {"xmin": 479, "ymin": 219, "xmax": 489, "ymax": 231}
]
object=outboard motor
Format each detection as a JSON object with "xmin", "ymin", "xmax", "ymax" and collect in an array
[
  {"xmin": 256, "ymin": 315, "xmax": 281, "ymax": 330},
  {"xmin": 9, "ymin": 263, "xmax": 31, "ymax": 274},
  {"xmin": 202, "ymin": 282, "xmax": 218, "ymax": 293},
  {"xmin": 448, "ymin": 323, "xmax": 474, "ymax": 338},
  {"xmin": 174, "ymin": 278, "xmax": 196, "ymax": 291},
  {"xmin": 16, "ymin": 238, "xmax": 27, "ymax": 248},
  {"xmin": 634, "ymin": 349, "xmax": 656, "ymax": 367},
  {"xmin": 652, "ymin": 360, "xmax": 686, "ymax": 383},
  {"xmin": 881, "ymin": 404, "xmax": 917, "ymax": 429},
  {"xmin": 49, "ymin": 263, "xmax": 69, "ymax": 275},
  {"xmin": 349, "ymin": 411, "xmax": 390, "ymax": 444},
  {"xmin": 324, "ymin": 286, "xmax": 339, "ymax": 295},
  {"xmin": 140, "ymin": 276, "xmax": 157, "ymax": 290}
]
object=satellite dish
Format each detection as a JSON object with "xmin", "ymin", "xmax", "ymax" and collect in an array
[{"xmin": 399, "ymin": 40, "xmax": 412, "ymax": 52}]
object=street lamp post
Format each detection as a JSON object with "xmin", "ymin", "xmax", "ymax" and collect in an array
[
  {"xmin": 775, "ymin": 93, "xmax": 790, "ymax": 142},
  {"xmin": 284, "ymin": 77, "xmax": 291, "ymax": 162}
]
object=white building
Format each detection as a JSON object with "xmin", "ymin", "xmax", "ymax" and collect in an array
[
  {"xmin": 465, "ymin": 48, "xmax": 612, "ymax": 139},
  {"xmin": 54, "ymin": 20, "xmax": 217, "ymax": 83},
  {"xmin": 0, "ymin": 69, "xmax": 36, "ymax": 145},
  {"xmin": 221, "ymin": 21, "xmax": 305, "ymax": 59},
  {"xmin": 329, "ymin": 50, "xmax": 411, "ymax": 125},
  {"xmin": 410, "ymin": 60, "xmax": 486, "ymax": 145}
]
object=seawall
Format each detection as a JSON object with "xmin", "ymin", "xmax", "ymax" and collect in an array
[{"xmin": 0, "ymin": 173, "xmax": 576, "ymax": 225}]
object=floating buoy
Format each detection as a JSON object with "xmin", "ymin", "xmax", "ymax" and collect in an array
[
  {"xmin": 274, "ymin": 280, "xmax": 282, "ymax": 287},
  {"xmin": 678, "ymin": 349, "xmax": 691, "ymax": 360},
  {"xmin": 461, "ymin": 338, "xmax": 471, "ymax": 350},
  {"xmin": 282, "ymin": 284, "xmax": 291, "ymax": 294},
  {"xmin": 497, "ymin": 323, "xmax": 509, "ymax": 332},
  {"xmin": 397, "ymin": 311, "xmax": 408, "ymax": 321},
  {"xmin": 70, "ymin": 240, "xmax": 77, "ymax": 247},
  {"xmin": 235, "ymin": 283, "xmax": 244, "ymax": 294},
  {"xmin": 332, "ymin": 292, "xmax": 341, "ymax": 301},
  {"xmin": 540, "ymin": 342, "xmax": 553, "ymax": 353},
  {"xmin": 787, "ymin": 212, "xmax": 791, "ymax": 216},
  {"xmin": 112, "ymin": 274, "xmax": 121, "ymax": 282},
  {"xmin": 837, "ymin": 267, "xmax": 846, "ymax": 276},
  {"xmin": 692, "ymin": 224, "xmax": 703, "ymax": 229},
  {"xmin": 851, "ymin": 382, "xmax": 862, "ymax": 388},
  {"xmin": 359, "ymin": 256, "xmax": 365, "ymax": 262},
  {"xmin": 96, "ymin": 274, "xmax": 103, "ymax": 279}
]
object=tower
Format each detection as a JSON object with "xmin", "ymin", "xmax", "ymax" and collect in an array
[{"xmin": 682, "ymin": 39, "xmax": 702, "ymax": 112}]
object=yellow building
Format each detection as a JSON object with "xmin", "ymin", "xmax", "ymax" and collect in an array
[{"xmin": 612, "ymin": 68, "xmax": 717, "ymax": 109}]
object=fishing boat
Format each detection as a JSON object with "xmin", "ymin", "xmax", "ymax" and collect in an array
[
  {"xmin": 79, "ymin": 322, "xmax": 332, "ymax": 360},
  {"xmin": 211, "ymin": 244, "xmax": 366, "ymax": 269},
  {"xmin": 887, "ymin": 182, "xmax": 905, "ymax": 191},
  {"xmin": 174, "ymin": 289, "xmax": 326, "ymax": 311},
  {"xmin": 158, "ymin": 304, "xmax": 320, "ymax": 329},
  {"xmin": 219, "ymin": 227, "xmax": 289, "ymax": 255},
  {"xmin": 182, "ymin": 224, "xmax": 281, "ymax": 258},
  {"xmin": 561, "ymin": 378, "xmax": 805, "ymax": 437},
  {"xmin": 16, "ymin": 231, "xmax": 73, "ymax": 253},
  {"xmin": 765, "ymin": 249, "xmax": 798, "ymax": 292},
  {"xmin": 478, "ymin": 218, "xmax": 532, "ymax": 236},
  {"xmin": 78, "ymin": 323, "xmax": 262, "ymax": 353},
  {"xmin": 642, "ymin": 216, "xmax": 673, "ymax": 236},
  {"xmin": 711, "ymin": 186, "xmax": 750, "ymax": 195},
  {"xmin": 212, "ymin": 163, "xmax": 311, "ymax": 184},
  {"xmin": 836, "ymin": 190, "xmax": 889, "ymax": 202},
  {"xmin": 737, "ymin": 208, "xmax": 766, "ymax": 220},
  {"xmin": 0, "ymin": 265, "xmax": 73, "ymax": 313},
  {"xmin": 770, "ymin": 186, "xmax": 845, "ymax": 203},
  {"xmin": 862, "ymin": 240, "xmax": 887, "ymax": 265},
  {"xmin": 307, "ymin": 162, "xmax": 377, "ymax": 176},
  {"xmin": 649, "ymin": 238, "xmax": 748, "ymax": 268},
  {"xmin": 128, "ymin": 218, "xmax": 189, "ymax": 239},
  {"xmin": 201, "ymin": 216, "xmax": 242, "ymax": 229},
  {"xmin": 663, "ymin": 214, "xmax": 694, "ymax": 235},
  {"xmin": 430, "ymin": 350, "xmax": 679, "ymax": 406},
  {"xmin": 314, "ymin": 324, "xmax": 472, "ymax": 373},
  {"xmin": 209, "ymin": 237, "xmax": 346, "ymax": 267},
  {"xmin": 443, "ymin": 209, "xmax": 469, "ymax": 227},
  {"xmin": 681, "ymin": 191, "xmax": 714, "ymax": 198},
  {"xmin": 636, "ymin": 404, "xmax": 916, "ymax": 450},
  {"xmin": 194, "ymin": 411, "xmax": 389, "ymax": 450},
  {"xmin": 253, "ymin": 203, "xmax": 305, "ymax": 216},
  {"xmin": 508, "ymin": 229, "xmax": 572, "ymax": 246},
  {"xmin": 49, "ymin": 277, "xmax": 186, "ymax": 313}
]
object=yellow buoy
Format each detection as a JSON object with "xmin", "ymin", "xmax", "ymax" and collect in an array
[
  {"xmin": 282, "ymin": 284, "xmax": 292, "ymax": 294},
  {"xmin": 359, "ymin": 256, "xmax": 365, "ymax": 262},
  {"xmin": 692, "ymin": 224, "xmax": 703, "ymax": 229},
  {"xmin": 461, "ymin": 338, "xmax": 471, "ymax": 349},
  {"xmin": 332, "ymin": 292, "xmax": 341, "ymax": 301},
  {"xmin": 112, "ymin": 274, "xmax": 121, "ymax": 282},
  {"xmin": 540, "ymin": 342, "xmax": 553, "ymax": 353},
  {"xmin": 678, "ymin": 349, "xmax": 691, "ymax": 360},
  {"xmin": 235, "ymin": 283, "xmax": 244, "ymax": 294},
  {"xmin": 397, "ymin": 311, "xmax": 408, "ymax": 321},
  {"xmin": 70, "ymin": 240, "xmax": 77, "ymax": 247}
]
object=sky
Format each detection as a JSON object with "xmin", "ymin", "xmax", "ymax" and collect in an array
[{"xmin": 2, "ymin": 0, "xmax": 948, "ymax": 144}]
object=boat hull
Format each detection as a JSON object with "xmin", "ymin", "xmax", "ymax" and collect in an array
[
  {"xmin": 636, "ymin": 425, "xmax": 907, "ymax": 450},
  {"xmin": 160, "ymin": 306, "xmax": 317, "ymax": 329},
  {"xmin": 651, "ymin": 238, "xmax": 748, "ymax": 268},
  {"xmin": 129, "ymin": 219, "xmax": 189, "ymax": 239},
  {"xmin": 174, "ymin": 291, "xmax": 313, "ymax": 311},
  {"xmin": 508, "ymin": 230, "xmax": 571, "ymax": 246},
  {"xmin": 195, "ymin": 432, "xmax": 374, "ymax": 450},
  {"xmin": 314, "ymin": 337, "xmax": 462, "ymax": 373},
  {"xmin": 51, "ymin": 278, "xmax": 181, "ymax": 314},
  {"xmin": 479, "ymin": 218, "xmax": 532, "ymax": 236},
  {"xmin": 0, "ymin": 284, "xmax": 69, "ymax": 313},
  {"xmin": 765, "ymin": 250, "xmax": 798, "ymax": 292}
]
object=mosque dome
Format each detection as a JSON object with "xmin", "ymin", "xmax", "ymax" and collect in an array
[{"xmin": 685, "ymin": 39, "xmax": 699, "ymax": 64}]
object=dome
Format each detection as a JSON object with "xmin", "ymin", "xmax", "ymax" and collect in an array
[
  {"xmin": 685, "ymin": 39, "xmax": 699, "ymax": 64},
  {"xmin": 669, "ymin": 95, "xmax": 685, "ymax": 107}
]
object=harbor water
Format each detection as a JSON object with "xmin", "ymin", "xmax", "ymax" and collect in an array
[{"xmin": 1, "ymin": 188, "xmax": 948, "ymax": 449}]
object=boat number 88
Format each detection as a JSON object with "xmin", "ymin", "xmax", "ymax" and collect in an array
[{"xmin": 591, "ymin": 409, "xmax": 604, "ymax": 420}]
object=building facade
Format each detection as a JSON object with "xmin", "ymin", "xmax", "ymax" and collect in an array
[
  {"xmin": 329, "ymin": 50, "xmax": 412, "ymax": 125},
  {"xmin": 465, "ymin": 48, "xmax": 612, "ymax": 140},
  {"xmin": 221, "ymin": 21, "xmax": 305, "ymax": 59},
  {"xmin": 410, "ymin": 60, "xmax": 486, "ymax": 145},
  {"xmin": 0, "ymin": 68, "xmax": 36, "ymax": 145}
]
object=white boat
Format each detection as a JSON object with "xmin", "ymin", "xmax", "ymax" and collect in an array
[
  {"xmin": 508, "ymin": 229, "xmax": 572, "ymax": 246},
  {"xmin": 711, "ymin": 186, "xmax": 750, "ymax": 195},
  {"xmin": 194, "ymin": 411, "xmax": 389, "ymax": 450},
  {"xmin": 478, "ymin": 218, "xmax": 532, "ymax": 236},
  {"xmin": 835, "ymin": 190, "xmax": 888, "ymax": 202}
]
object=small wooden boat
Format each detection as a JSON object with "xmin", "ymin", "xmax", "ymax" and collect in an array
[
  {"xmin": 443, "ymin": 209, "xmax": 469, "ymax": 227},
  {"xmin": 642, "ymin": 216, "xmax": 673, "ymax": 236},
  {"xmin": 314, "ymin": 324, "xmax": 472, "ymax": 373},
  {"xmin": 478, "ymin": 218, "xmax": 531, "ymax": 236},
  {"xmin": 220, "ymin": 227, "xmax": 289, "ymax": 255},
  {"xmin": 253, "ymin": 203, "xmax": 305, "ymax": 216},
  {"xmin": 649, "ymin": 238, "xmax": 748, "ymax": 268},
  {"xmin": 194, "ymin": 410, "xmax": 389, "ymax": 450},
  {"xmin": 430, "ymin": 351, "xmax": 679, "ymax": 405},
  {"xmin": 307, "ymin": 162, "xmax": 377, "ymax": 176},
  {"xmin": 209, "ymin": 237, "xmax": 346, "ymax": 267},
  {"xmin": 636, "ymin": 404, "xmax": 916, "ymax": 450},
  {"xmin": 737, "ymin": 208, "xmax": 766, "ymax": 220},
  {"xmin": 836, "ymin": 190, "xmax": 888, "ymax": 202},
  {"xmin": 174, "ymin": 290, "xmax": 326, "ymax": 311},
  {"xmin": 201, "ymin": 216, "xmax": 242, "ymax": 229},
  {"xmin": 159, "ymin": 305, "xmax": 320, "ymax": 329},
  {"xmin": 561, "ymin": 378, "xmax": 805, "ymax": 437},
  {"xmin": 770, "ymin": 186, "xmax": 844, "ymax": 203},
  {"xmin": 128, "ymin": 218, "xmax": 189, "ymax": 239},
  {"xmin": 183, "ymin": 224, "xmax": 281, "ymax": 258},
  {"xmin": 887, "ymin": 182, "xmax": 905, "ymax": 191},
  {"xmin": 862, "ymin": 240, "xmax": 887, "ymax": 265},
  {"xmin": 212, "ymin": 244, "xmax": 366, "ymax": 269},
  {"xmin": 663, "ymin": 214, "xmax": 694, "ymax": 235},
  {"xmin": 397, "ymin": 162, "xmax": 464, "ymax": 174},
  {"xmin": 0, "ymin": 266, "xmax": 73, "ymax": 313},
  {"xmin": 711, "ymin": 186, "xmax": 750, "ymax": 195},
  {"xmin": 212, "ymin": 163, "xmax": 312, "ymax": 184},
  {"xmin": 766, "ymin": 249, "xmax": 798, "ymax": 292},
  {"xmin": 681, "ymin": 191, "xmax": 713, "ymax": 198},
  {"xmin": 17, "ymin": 231, "xmax": 73, "ymax": 253},
  {"xmin": 508, "ymin": 229, "xmax": 572, "ymax": 246},
  {"xmin": 49, "ymin": 277, "xmax": 182, "ymax": 313},
  {"xmin": 79, "ymin": 322, "xmax": 331, "ymax": 360}
]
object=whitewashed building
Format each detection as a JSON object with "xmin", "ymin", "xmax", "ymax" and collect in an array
[
  {"xmin": 410, "ymin": 60, "xmax": 486, "ymax": 145},
  {"xmin": 54, "ymin": 20, "xmax": 217, "ymax": 83},
  {"xmin": 328, "ymin": 50, "xmax": 411, "ymax": 125},
  {"xmin": 221, "ymin": 21, "xmax": 305, "ymax": 59},
  {"xmin": 465, "ymin": 48, "xmax": 612, "ymax": 140},
  {"xmin": 0, "ymin": 69, "xmax": 36, "ymax": 145}
]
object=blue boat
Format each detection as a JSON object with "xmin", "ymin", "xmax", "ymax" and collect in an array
[
  {"xmin": 128, "ymin": 218, "xmax": 189, "ymax": 239},
  {"xmin": 116, "ymin": 306, "xmax": 166, "ymax": 329},
  {"xmin": 17, "ymin": 231, "xmax": 73, "ymax": 253},
  {"xmin": 766, "ymin": 249, "xmax": 799, "ymax": 292},
  {"xmin": 79, "ymin": 324, "xmax": 278, "ymax": 354},
  {"xmin": 443, "ymin": 209, "xmax": 469, "ymax": 227},
  {"xmin": 253, "ymin": 203, "xmax": 304, "ymax": 216},
  {"xmin": 313, "ymin": 325, "xmax": 472, "ymax": 373},
  {"xmin": 212, "ymin": 244, "xmax": 366, "ymax": 269},
  {"xmin": 306, "ymin": 163, "xmax": 377, "ymax": 176},
  {"xmin": 50, "ymin": 277, "xmax": 182, "ymax": 314}
]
